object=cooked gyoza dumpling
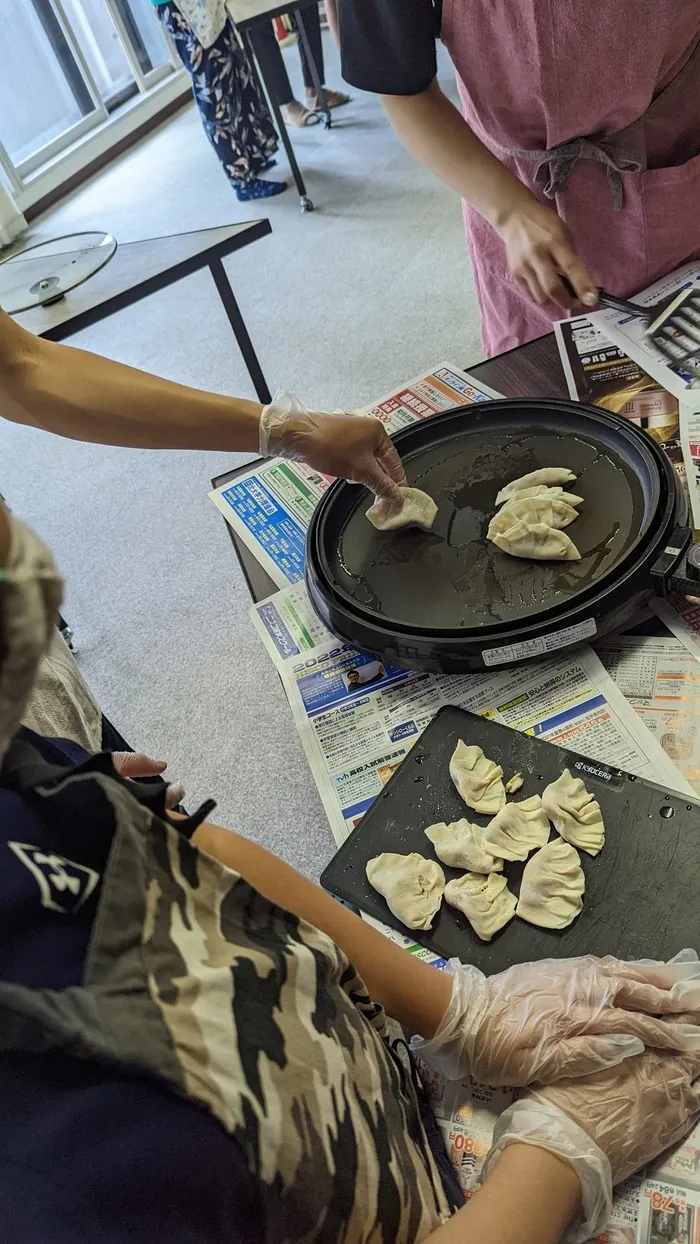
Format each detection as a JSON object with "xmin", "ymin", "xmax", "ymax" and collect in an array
[
  {"xmin": 542, "ymin": 769, "xmax": 605, "ymax": 856},
  {"xmin": 366, "ymin": 852, "xmax": 445, "ymax": 930},
  {"xmin": 366, "ymin": 486, "xmax": 437, "ymax": 532},
  {"xmin": 449, "ymin": 741, "xmax": 506, "ymax": 815},
  {"xmin": 425, "ymin": 819, "xmax": 503, "ymax": 873},
  {"xmin": 487, "ymin": 496, "xmax": 579, "ymax": 540},
  {"xmin": 491, "ymin": 519, "xmax": 581, "ymax": 562},
  {"xmin": 484, "ymin": 795, "xmax": 550, "ymax": 861},
  {"xmin": 498, "ymin": 484, "xmax": 583, "ymax": 508},
  {"xmin": 516, "ymin": 837, "xmax": 585, "ymax": 929},
  {"xmin": 496, "ymin": 468, "xmax": 577, "ymax": 506},
  {"xmin": 444, "ymin": 872, "xmax": 517, "ymax": 941}
]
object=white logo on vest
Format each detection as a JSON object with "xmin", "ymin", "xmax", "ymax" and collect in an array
[{"xmin": 8, "ymin": 842, "xmax": 100, "ymax": 914}]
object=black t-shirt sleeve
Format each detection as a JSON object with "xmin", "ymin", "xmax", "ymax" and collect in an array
[{"xmin": 339, "ymin": 0, "xmax": 439, "ymax": 96}]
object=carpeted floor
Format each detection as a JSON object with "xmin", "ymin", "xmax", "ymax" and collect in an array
[{"xmin": 2, "ymin": 34, "xmax": 483, "ymax": 878}]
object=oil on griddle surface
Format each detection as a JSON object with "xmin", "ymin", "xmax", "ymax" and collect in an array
[{"xmin": 332, "ymin": 428, "xmax": 643, "ymax": 631}]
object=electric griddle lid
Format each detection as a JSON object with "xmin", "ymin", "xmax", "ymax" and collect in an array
[{"xmin": 308, "ymin": 400, "xmax": 676, "ymax": 638}]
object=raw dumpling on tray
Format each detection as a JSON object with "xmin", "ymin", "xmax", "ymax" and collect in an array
[
  {"xmin": 444, "ymin": 871, "xmax": 517, "ymax": 942},
  {"xmin": 450, "ymin": 741, "xmax": 506, "ymax": 815},
  {"xmin": 425, "ymin": 819, "xmax": 503, "ymax": 873},
  {"xmin": 516, "ymin": 837, "xmax": 585, "ymax": 930},
  {"xmin": 366, "ymin": 852, "xmax": 445, "ymax": 930},
  {"xmin": 496, "ymin": 468, "xmax": 577, "ymax": 506},
  {"xmin": 542, "ymin": 769, "xmax": 605, "ymax": 856},
  {"xmin": 366, "ymin": 486, "xmax": 437, "ymax": 532},
  {"xmin": 484, "ymin": 795, "xmax": 550, "ymax": 861}
]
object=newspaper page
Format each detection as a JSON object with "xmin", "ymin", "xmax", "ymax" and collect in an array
[
  {"xmin": 586, "ymin": 263, "xmax": 700, "ymax": 527},
  {"xmin": 654, "ymin": 596, "xmax": 700, "ymax": 666},
  {"xmin": 679, "ymin": 400, "xmax": 700, "ymax": 529},
  {"xmin": 209, "ymin": 363, "xmax": 502, "ymax": 590},
  {"xmin": 595, "ymin": 633, "xmax": 700, "ymax": 797},
  {"xmin": 588, "ymin": 261, "xmax": 700, "ymax": 403},
  {"xmin": 634, "ymin": 1174, "xmax": 700, "ymax": 1244},
  {"xmin": 418, "ymin": 1065, "xmax": 513, "ymax": 1196},
  {"xmin": 553, "ymin": 315, "xmax": 684, "ymax": 489},
  {"xmin": 263, "ymin": 624, "xmax": 690, "ymax": 845},
  {"xmin": 250, "ymin": 605, "xmax": 699, "ymax": 1221}
]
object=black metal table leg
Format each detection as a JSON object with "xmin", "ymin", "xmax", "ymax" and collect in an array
[
  {"xmin": 242, "ymin": 27, "xmax": 314, "ymax": 213},
  {"xmin": 293, "ymin": 8, "xmax": 331, "ymax": 129},
  {"xmin": 208, "ymin": 257, "xmax": 272, "ymax": 404}
]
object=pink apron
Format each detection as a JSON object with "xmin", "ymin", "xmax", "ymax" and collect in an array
[{"xmin": 440, "ymin": 1, "xmax": 700, "ymax": 355}]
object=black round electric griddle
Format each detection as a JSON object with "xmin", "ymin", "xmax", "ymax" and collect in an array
[{"xmin": 306, "ymin": 399, "xmax": 698, "ymax": 672}]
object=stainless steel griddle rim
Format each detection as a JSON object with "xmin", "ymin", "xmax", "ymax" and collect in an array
[{"xmin": 307, "ymin": 398, "xmax": 676, "ymax": 640}]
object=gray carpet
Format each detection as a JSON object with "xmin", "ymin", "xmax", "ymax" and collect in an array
[{"xmin": 2, "ymin": 36, "xmax": 483, "ymax": 878}]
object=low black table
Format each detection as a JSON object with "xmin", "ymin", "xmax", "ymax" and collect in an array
[{"xmin": 12, "ymin": 221, "xmax": 274, "ymax": 404}]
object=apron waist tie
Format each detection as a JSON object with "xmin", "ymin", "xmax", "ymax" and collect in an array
[{"xmin": 501, "ymin": 133, "xmax": 644, "ymax": 211}]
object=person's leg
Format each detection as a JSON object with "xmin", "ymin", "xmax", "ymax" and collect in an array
[
  {"xmin": 250, "ymin": 18, "xmax": 320, "ymax": 127},
  {"xmin": 297, "ymin": 3, "xmax": 349, "ymax": 111},
  {"xmin": 156, "ymin": 3, "xmax": 286, "ymax": 200},
  {"xmin": 296, "ymin": 3, "xmax": 325, "ymax": 91},
  {"xmin": 249, "ymin": 21, "xmax": 294, "ymax": 106},
  {"xmin": 324, "ymin": 0, "xmax": 339, "ymax": 49}
]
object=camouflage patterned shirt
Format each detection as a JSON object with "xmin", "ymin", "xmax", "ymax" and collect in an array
[{"xmin": 0, "ymin": 730, "xmax": 456, "ymax": 1241}]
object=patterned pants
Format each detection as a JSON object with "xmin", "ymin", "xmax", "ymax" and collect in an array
[{"xmin": 157, "ymin": 4, "xmax": 278, "ymax": 188}]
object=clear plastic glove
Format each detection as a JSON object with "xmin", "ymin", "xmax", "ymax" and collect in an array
[
  {"xmin": 485, "ymin": 1042, "xmax": 700, "ymax": 1241},
  {"xmin": 259, "ymin": 389, "xmax": 407, "ymax": 504},
  {"xmin": 410, "ymin": 953, "xmax": 700, "ymax": 1088}
]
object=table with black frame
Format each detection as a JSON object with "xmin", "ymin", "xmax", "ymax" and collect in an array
[
  {"xmin": 12, "ymin": 221, "xmax": 275, "ymax": 404},
  {"xmin": 227, "ymin": 0, "xmax": 332, "ymax": 212}
]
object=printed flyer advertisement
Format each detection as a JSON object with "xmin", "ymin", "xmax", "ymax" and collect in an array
[
  {"xmin": 554, "ymin": 315, "xmax": 684, "ymax": 491},
  {"xmin": 595, "ymin": 633, "xmax": 700, "ymax": 796},
  {"xmin": 587, "ymin": 263, "xmax": 700, "ymax": 527},
  {"xmin": 251, "ymin": 584, "xmax": 690, "ymax": 844},
  {"xmin": 588, "ymin": 262, "xmax": 700, "ymax": 402}
]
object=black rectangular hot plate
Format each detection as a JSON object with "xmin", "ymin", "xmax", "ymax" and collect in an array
[{"xmin": 320, "ymin": 706, "xmax": 700, "ymax": 970}]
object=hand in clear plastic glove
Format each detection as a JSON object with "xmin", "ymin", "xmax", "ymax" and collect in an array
[
  {"xmin": 411, "ymin": 953, "xmax": 700, "ymax": 1088},
  {"xmin": 482, "ymin": 1043, "xmax": 700, "ymax": 1242},
  {"xmin": 259, "ymin": 389, "xmax": 407, "ymax": 504}
]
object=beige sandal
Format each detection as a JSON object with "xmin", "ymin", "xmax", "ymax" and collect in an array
[
  {"xmin": 306, "ymin": 89, "xmax": 350, "ymax": 111},
  {"xmin": 282, "ymin": 100, "xmax": 321, "ymax": 127}
]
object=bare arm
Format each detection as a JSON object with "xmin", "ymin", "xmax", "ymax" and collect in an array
[
  {"xmin": 193, "ymin": 820, "xmax": 452, "ymax": 1037},
  {"xmin": 425, "ymin": 1143, "xmax": 580, "ymax": 1244},
  {"xmin": 0, "ymin": 309, "xmax": 262, "ymax": 450},
  {"xmin": 382, "ymin": 80, "xmax": 533, "ymax": 230},
  {"xmin": 0, "ymin": 310, "xmax": 407, "ymax": 500},
  {"xmin": 192, "ymin": 823, "xmax": 584, "ymax": 1241},
  {"xmin": 324, "ymin": 0, "xmax": 339, "ymax": 48},
  {"xmin": 381, "ymin": 81, "xmax": 596, "ymax": 310}
]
